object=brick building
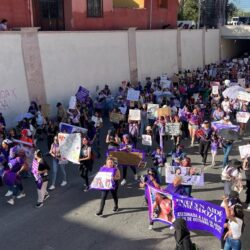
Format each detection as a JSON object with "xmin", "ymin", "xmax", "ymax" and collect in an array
[{"xmin": 0, "ymin": 0, "xmax": 179, "ymax": 31}]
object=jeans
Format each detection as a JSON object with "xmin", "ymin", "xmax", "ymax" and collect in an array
[
  {"xmin": 223, "ymin": 144, "xmax": 233, "ymax": 167},
  {"xmin": 224, "ymin": 181, "xmax": 232, "ymax": 196},
  {"xmin": 37, "ymin": 181, "xmax": 48, "ymax": 203},
  {"xmin": 183, "ymin": 185, "xmax": 192, "ymax": 197},
  {"xmin": 51, "ymin": 159, "xmax": 67, "ymax": 186},
  {"xmin": 224, "ymin": 237, "xmax": 241, "ymax": 250},
  {"xmin": 97, "ymin": 184, "xmax": 119, "ymax": 213}
]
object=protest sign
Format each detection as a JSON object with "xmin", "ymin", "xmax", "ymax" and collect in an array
[
  {"xmin": 236, "ymin": 112, "xmax": 250, "ymax": 124},
  {"xmin": 212, "ymin": 85, "xmax": 219, "ymax": 95},
  {"xmin": 13, "ymin": 139, "xmax": 35, "ymax": 168},
  {"xmin": 127, "ymin": 89, "xmax": 140, "ymax": 101},
  {"xmin": 237, "ymin": 91, "xmax": 250, "ymax": 102},
  {"xmin": 75, "ymin": 86, "xmax": 89, "ymax": 102},
  {"xmin": 58, "ymin": 133, "xmax": 81, "ymax": 164},
  {"xmin": 165, "ymin": 123, "xmax": 181, "ymax": 136},
  {"xmin": 147, "ymin": 104, "xmax": 159, "ymax": 119},
  {"xmin": 157, "ymin": 107, "xmax": 171, "ymax": 117},
  {"xmin": 119, "ymin": 106, "xmax": 127, "ymax": 115},
  {"xmin": 41, "ymin": 104, "xmax": 50, "ymax": 117},
  {"xmin": 211, "ymin": 121, "xmax": 240, "ymax": 132},
  {"xmin": 90, "ymin": 167, "xmax": 115, "ymax": 190},
  {"xmin": 244, "ymin": 58, "xmax": 249, "ymax": 64},
  {"xmin": 165, "ymin": 164, "xmax": 204, "ymax": 186},
  {"xmin": 107, "ymin": 149, "xmax": 145, "ymax": 166},
  {"xmin": 69, "ymin": 96, "xmax": 77, "ymax": 109},
  {"xmin": 142, "ymin": 135, "xmax": 152, "ymax": 146},
  {"xmin": 128, "ymin": 109, "xmax": 141, "ymax": 121},
  {"xmin": 59, "ymin": 122, "xmax": 87, "ymax": 134},
  {"xmin": 238, "ymin": 144, "xmax": 250, "ymax": 159},
  {"xmin": 238, "ymin": 78, "xmax": 246, "ymax": 88},
  {"xmin": 146, "ymin": 185, "xmax": 226, "ymax": 240},
  {"xmin": 110, "ymin": 112, "xmax": 125, "ymax": 124},
  {"xmin": 192, "ymin": 93, "xmax": 199, "ymax": 101},
  {"xmin": 161, "ymin": 79, "xmax": 171, "ymax": 89}
]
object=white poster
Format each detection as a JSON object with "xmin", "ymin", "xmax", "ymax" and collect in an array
[
  {"xmin": 127, "ymin": 89, "xmax": 140, "ymax": 101},
  {"xmin": 238, "ymin": 78, "xmax": 246, "ymax": 88},
  {"xmin": 244, "ymin": 58, "xmax": 249, "ymax": 64},
  {"xmin": 239, "ymin": 144, "xmax": 250, "ymax": 159},
  {"xmin": 236, "ymin": 112, "xmax": 250, "ymax": 124},
  {"xmin": 147, "ymin": 103, "xmax": 159, "ymax": 119},
  {"xmin": 212, "ymin": 85, "xmax": 219, "ymax": 95},
  {"xmin": 128, "ymin": 109, "xmax": 141, "ymax": 121},
  {"xmin": 69, "ymin": 96, "xmax": 77, "ymax": 109},
  {"xmin": 58, "ymin": 133, "xmax": 81, "ymax": 164},
  {"xmin": 142, "ymin": 134, "xmax": 152, "ymax": 146},
  {"xmin": 238, "ymin": 91, "xmax": 250, "ymax": 102}
]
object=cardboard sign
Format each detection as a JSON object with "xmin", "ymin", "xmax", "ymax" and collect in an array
[
  {"xmin": 128, "ymin": 109, "xmax": 141, "ymax": 121},
  {"xmin": 110, "ymin": 112, "xmax": 125, "ymax": 124},
  {"xmin": 236, "ymin": 112, "xmax": 250, "ymax": 124},
  {"xmin": 108, "ymin": 151, "xmax": 144, "ymax": 166},
  {"xmin": 142, "ymin": 134, "xmax": 152, "ymax": 146},
  {"xmin": 165, "ymin": 164, "xmax": 204, "ymax": 186},
  {"xmin": 157, "ymin": 107, "xmax": 171, "ymax": 117},
  {"xmin": 239, "ymin": 144, "xmax": 250, "ymax": 159},
  {"xmin": 212, "ymin": 85, "xmax": 219, "ymax": 95},
  {"xmin": 238, "ymin": 91, "xmax": 250, "ymax": 102},
  {"xmin": 147, "ymin": 104, "xmax": 159, "ymax": 119},
  {"xmin": 127, "ymin": 89, "xmax": 140, "ymax": 101},
  {"xmin": 238, "ymin": 78, "xmax": 246, "ymax": 88},
  {"xmin": 41, "ymin": 104, "xmax": 50, "ymax": 117},
  {"xmin": 165, "ymin": 123, "xmax": 181, "ymax": 136}
]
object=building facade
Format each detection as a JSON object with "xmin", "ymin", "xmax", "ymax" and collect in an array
[{"xmin": 0, "ymin": 0, "xmax": 179, "ymax": 31}]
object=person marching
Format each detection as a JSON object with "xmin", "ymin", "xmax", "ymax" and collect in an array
[{"xmin": 95, "ymin": 157, "xmax": 120, "ymax": 216}]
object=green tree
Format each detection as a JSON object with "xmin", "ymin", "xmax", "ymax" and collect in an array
[
  {"xmin": 226, "ymin": 2, "xmax": 238, "ymax": 19},
  {"xmin": 178, "ymin": 0, "xmax": 199, "ymax": 22}
]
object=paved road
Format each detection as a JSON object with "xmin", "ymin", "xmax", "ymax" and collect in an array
[{"xmin": 0, "ymin": 120, "xmax": 250, "ymax": 250}]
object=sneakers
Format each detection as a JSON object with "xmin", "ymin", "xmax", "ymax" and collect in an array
[
  {"xmin": 134, "ymin": 174, "xmax": 138, "ymax": 181},
  {"xmin": 7, "ymin": 198, "xmax": 15, "ymax": 205},
  {"xmin": 95, "ymin": 211, "xmax": 103, "ymax": 217},
  {"xmin": 113, "ymin": 207, "xmax": 119, "ymax": 213},
  {"xmin": 48, "ymin": 185, "xmax": 55, "ymax": 191},
  {"xmin": 169, "ymin": 226, "xmax": 174, "ymax": 230},
  {"xmin": 35, "ymin": 202, "xmax": 43, "ymax": 208},
  {"xmin": 60, "ymin": 181, "xmax": 67, "ymax": 187},
  {"xmin": 148, "ymin": 225, "xmax": 153, "ymax": 230},
  {"xmin": 43, "ymin": 194, "xmax": 50, "ymax": 201},
  {"xmin": 5, "ymin": 190, "xmax": 13, "ymax": 197},
  {"xmin": 121, "ymin": 179, "xmax": 126, "ymax": 186},
  {"xmin": 83, "ymin": 186, "xmax": 89, "ymax": 192},
  {"xmin": 16, "ymin": 192, "xmax": 26, "ymax": 199}
]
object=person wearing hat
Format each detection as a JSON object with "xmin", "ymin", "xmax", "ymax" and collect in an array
[
  {"xmin": 198, "ymin": 121, "xmax": 212, "ymax": 166},
  {"xmin": 221, "ymin": 159, "xmax": 243, "ymax": 197}
]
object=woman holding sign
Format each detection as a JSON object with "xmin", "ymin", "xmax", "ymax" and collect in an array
[{"xmin": 95, "ymin": 157, "xmax": 120, "ymax": 216}]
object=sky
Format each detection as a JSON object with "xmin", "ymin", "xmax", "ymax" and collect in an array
[{"xmin": 230, "ymin": 0, "xmax": 250, "ymax": 11}]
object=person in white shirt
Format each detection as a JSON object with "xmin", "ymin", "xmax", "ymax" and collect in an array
[
  {"xmin": 221, "ymin": 97, "xmax": 231, "ymax": 115},
  {"xmin": 91, "ymin": 111, "xmax": 103, "ymax": 158}
]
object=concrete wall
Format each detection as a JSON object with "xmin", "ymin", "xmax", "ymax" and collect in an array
[
  {"xmin": 0, "ymin": 28, "xmax": 226, "ymax": 127},
  {"xmin": 0, "ymin": 33, "xmax": 30, "ymax": 127}
]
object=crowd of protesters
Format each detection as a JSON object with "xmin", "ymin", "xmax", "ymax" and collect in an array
[{"xmin": 0, "ymin": 53, "xmax": 250, "ymax": 249}]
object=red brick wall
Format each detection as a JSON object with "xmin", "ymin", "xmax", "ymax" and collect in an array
[{"xmin": 0, "ymin": 0, "xmax": 31, "ymax": 28}]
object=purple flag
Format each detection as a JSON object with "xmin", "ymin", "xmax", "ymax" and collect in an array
[
  {"xmin": 75, "ymin": 86, "xmax": 89, "ymax": 102},
  {"xmin": 146, "ymin": 185, "xmax": 226, "ymax": 240}
]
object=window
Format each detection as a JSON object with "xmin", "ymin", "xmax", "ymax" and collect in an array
[
  {"xmin": 87, "ymin": 0, "xmax": 103, "ymax": 17},
  {"xmin": 159, "ymin": 0, "xmax": 168, "ymax": 9},
  {"xmin": 40, "ymin": 0, "xmax": 60, "ymax": 18}
]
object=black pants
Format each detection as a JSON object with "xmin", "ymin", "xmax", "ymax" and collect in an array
[
  {"xmin": 98, "ymin": 184, "xmax": 119, "ymax": 213},
  {"xmin": 199, "ymin": 140, "xmax": 211, "ymax": 164},
  {"xmin": 182, "ymin": 120, "xmax": 189, "ymax": 138},
  {"xmin": 122, "ymin": 166, "xmax": 136, "ymax": 179},
  {"xmin": 79, "ymin": 160, "xmax": 92, "ymax": 187},
  {"xmin": 246, "ymin": 180, "xmax": 250, "ymax": 203}
]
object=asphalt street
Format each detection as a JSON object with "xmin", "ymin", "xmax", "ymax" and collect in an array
[{"xmin": 0, "ymin": 119, "xmax": 250, "ymax": 250}]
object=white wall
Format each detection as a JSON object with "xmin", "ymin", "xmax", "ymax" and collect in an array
[
  {"xmin": 38, "ymin": 31, "xmax": 130, "ymax": 115},
  {"xmin": 136, "ymin": 30, "xmax": 178, "ymax": 80},
  {"xmin": 205, "ymin": 29, "xmax": 220, "ymax": 65},
  {"xmin": 0, "ymin": 33, "xmax": 30, "ymax": 127},
  {"xmin": 181, "ymin": 30, "xmax": 203, "ymax": 70}
]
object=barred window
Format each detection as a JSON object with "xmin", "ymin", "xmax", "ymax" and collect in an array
[{"xmin": 87, "ymin": 0, "xmax": 103, "ymax": 17}]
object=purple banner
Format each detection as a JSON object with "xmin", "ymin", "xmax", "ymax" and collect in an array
[
  {"xmin": 146, "ymin": 185, "xmax": 226, "ymax": 240},
  {"xmin": 211, "ymin": 121, "xmax": 240, "ymax": 132},
  {"xmin": 75, "ymin": 86, "xmax": 89, "ymax": 102},
  {"xmin": 90, "ymin": 167, "xmax": 116, "ymax": 190}
]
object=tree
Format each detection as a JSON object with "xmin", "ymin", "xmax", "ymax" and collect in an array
[
  {"xmin": 226, "ymin": 2, "xmax": 238, "ymax": 19},
  {"xmin": 178, "ymin": 0, "xmax": 199, "ymax": 22}
]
